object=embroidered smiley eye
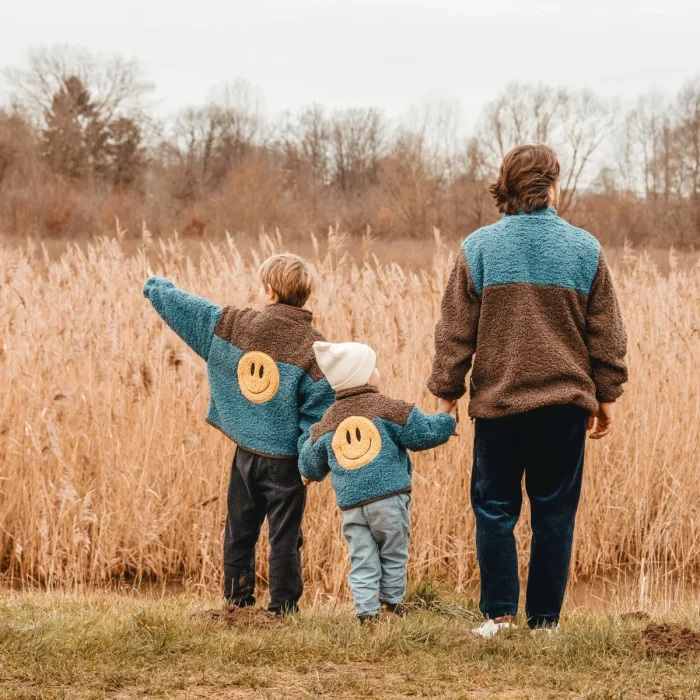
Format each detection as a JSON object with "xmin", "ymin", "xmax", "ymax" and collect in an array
[{"xmin": 259, "ymin": 364, "xmax": 264, "ymax": 378}]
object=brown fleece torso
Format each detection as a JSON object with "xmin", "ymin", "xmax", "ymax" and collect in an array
[
  {"xmin": 311, "ymin": 386, "xmax": 414, "ymax": 443},
  {"xmin": 215, "ymin": 304, "xmax": 325, "ymax": 378}
]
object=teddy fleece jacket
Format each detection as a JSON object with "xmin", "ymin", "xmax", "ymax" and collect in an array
[
  {"xmin": 143, "ymin": 277, "xmax": 335, "ymax": 458},
  {"xmin": 299, "ymin": 385, "xmax": 456, "ymax": 510},
  {"xmin": 427, "ymin": 207, "xmax": 628, "ymax": 418}
]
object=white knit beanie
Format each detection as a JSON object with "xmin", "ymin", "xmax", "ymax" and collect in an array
[{"xmin": 312, "ymin": 341, "xmax": 377, "ymax": 391}]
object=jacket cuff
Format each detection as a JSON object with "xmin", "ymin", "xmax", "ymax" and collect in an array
[
  {"xmin": 595, "ymin": 384, "xmax": 624, "ymax": 404},
  {"xmin": 426, "ymin": 377, "xmax": 465, "ymax": 402},
  {"xmin": 142, "ymin": 276, "xmax": 171, "ymax": 298}
]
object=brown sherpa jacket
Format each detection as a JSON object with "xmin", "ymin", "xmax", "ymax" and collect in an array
[{"xmin": 427, "ymin": 208, "xmax": 628, "ymax": 418}]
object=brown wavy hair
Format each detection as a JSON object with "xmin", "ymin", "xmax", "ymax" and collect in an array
[{"xmin": 489, "ymin": 144, "xmax": 560, "ymax": 215}]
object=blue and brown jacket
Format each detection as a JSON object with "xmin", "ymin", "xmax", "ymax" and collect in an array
[
  {"xmin": 299, "ymin": 385, "xmax": 456, "ymax": 510},
  {"xmin": 143, "ymin": 277, "xmax": 335, "ymax": 458},
  {"xmin": 427, "ymin": 207, "xmax": 628, "ymax": 418}
]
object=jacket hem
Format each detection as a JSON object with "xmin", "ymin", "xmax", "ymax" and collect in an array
[
  {"xmin": 338, "ymin": 487, "xmax": 412, "ymax": 511},
  {"xmin": 205, "ymin": 419, "xmax": 298, "ymax": 460},
  {"xmin": 467, "ymin": 395, "xmax": 598, "ymax": 420}
]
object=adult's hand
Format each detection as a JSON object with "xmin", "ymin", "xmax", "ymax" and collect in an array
[{"xmin": 588, "ymin": 402, "xmax": 614, "ymax": 439}]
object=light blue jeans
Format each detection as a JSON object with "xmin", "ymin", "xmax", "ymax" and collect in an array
[{"xmin": 341, "ymin": 493, "xmax": 411, "ymax": 617}]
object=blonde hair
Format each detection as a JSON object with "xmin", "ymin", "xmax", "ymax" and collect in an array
[{"xmin": 258, "ymin": 253, "xmax": 315, "ymax": 308}]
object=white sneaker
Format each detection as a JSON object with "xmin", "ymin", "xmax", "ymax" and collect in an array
[{"xmin": 472, "ymin": 616, "xmax": 518, "ymax": 638}]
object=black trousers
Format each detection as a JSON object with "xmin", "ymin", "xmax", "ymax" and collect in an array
[
  {"xmin": 471, "ymin": 403, "xmax": 587, "ymax": 628},
  {"xmin": 223, "ymin": 446, "xmax": 306, "ymax": 612}
]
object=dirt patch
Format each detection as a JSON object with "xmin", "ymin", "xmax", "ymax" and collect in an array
[
  {"xmin": 638, "ymin": 623, "xmax": 700, "ymax": 658},
  {"xmin": 193, "ymin": 606, "xmax": 285, "ymax": 630}
]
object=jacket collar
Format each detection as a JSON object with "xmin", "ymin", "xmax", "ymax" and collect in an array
[
  {"xmin": 261, "ymin": 303, "xmax": 313, "ymax": 324},
  {"xmin": 509, "ymin": 205, "xmax": 558, "ymax": 217},
  {"xmin": 335, "ymin": 385, "xmax": 379, "ymax": 401}
]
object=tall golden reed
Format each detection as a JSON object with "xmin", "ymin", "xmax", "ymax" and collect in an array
[{"xmin": 1, "ymin": 230, "xmax": 699, "ymax": 605}]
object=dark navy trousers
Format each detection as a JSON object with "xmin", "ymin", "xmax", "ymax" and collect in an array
[
  {"xmin": 224, "ymin": 446, "xmax": 306, "ymax": 613},
  {"xmin": 471, "ymin": 403, "xmax": 587, "ymax": 628}
]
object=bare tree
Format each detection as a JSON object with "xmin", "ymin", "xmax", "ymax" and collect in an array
[
  {"xmin": 212, "ymin": 79, "xmax": 268, "ymax": 170},
  {"xmin": 164, "ymin": 80, "xmax": 268, "ymax": 201},
  {"xmin": 557, "ymin": 90, "xmax": 618, "ymax": 215},
  {"xmin": 674, "ymin": 76, "xmax": 700, "ymax": 241},
  {"xmin": 330, "ymin": 108, "xmax": 385, "ymax": 192},
  {"xmin": 381, "ymin": 102, "xmax": 464, "ymax": 236},
  {"xmin": 6, "ymin": 46, "xmax": 152, "ymax": 126},
  {"xmin": 7, "ymin": 47, "xmax": 151, "ymax": 185},
  {"xmin": 477, "ymin": 84, "xmax": 617, "ymax": 215},
  {"xmin": 479, "ymin": 84, "xmax": 564, "ymax": 164},
  {"xmin": 0, "ymin": 108, "xmax": 41, "ymax": 188}
]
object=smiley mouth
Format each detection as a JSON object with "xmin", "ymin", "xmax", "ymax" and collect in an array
[
  {"xmin": 248, "ymin": 380, "xmax": 271, "ymax": 395},
  {"xmin": 340, "ymin": 439, "xmax": 373, "ymax": 462}
]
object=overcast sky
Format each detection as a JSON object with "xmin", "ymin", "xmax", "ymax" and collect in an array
[{"xmin": 2, "ymin": 0, "xmax": 699, "ymax": 126}]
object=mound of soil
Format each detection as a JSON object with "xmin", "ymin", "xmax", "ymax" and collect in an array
[
  {"xmin": 193, "ymin": 606, "xmax": 285, "ymax": 630},
  {"xmin": 639, "ymin": 623, "xmax": 700, "ymax": 658}
]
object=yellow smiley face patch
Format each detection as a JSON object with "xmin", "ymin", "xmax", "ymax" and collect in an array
[
  {"xmin": 332, "ymin": 416, "xmax": 382, "ymax": 469},
  {"xmin": 237, "ymin": 351, "xmax": 280, "ymax": 404}
]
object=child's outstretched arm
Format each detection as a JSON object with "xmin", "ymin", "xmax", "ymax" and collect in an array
[
  {"xmin": 298, "ymin": 434, "xmax": 331, "ymax": 482},
  {"xmin": 395, "ymin": 406, "xmax": 457, "ymax": 452},
  {"xmin": 143, "ymin": 277, "xmax": 222, "ymax": 360}
]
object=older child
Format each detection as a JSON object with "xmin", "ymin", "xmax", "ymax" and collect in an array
[
  {"xmin": 143, "ymin": 254, "xmax": 334, "ymax": 614},
  {"xmin": 300, "ymin": 342, "xmax": 455, "ymax": 622}
]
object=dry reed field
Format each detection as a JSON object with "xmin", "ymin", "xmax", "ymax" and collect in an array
[{"xmin": 1, "ymin": 229, "xmax": 699, "ymax": 608}]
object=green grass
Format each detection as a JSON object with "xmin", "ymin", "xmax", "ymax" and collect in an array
[{"xmin": 1, "ymin": 591, "xmax": 699, "ymax": 699}]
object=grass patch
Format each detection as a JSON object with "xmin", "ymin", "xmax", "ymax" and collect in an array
[{"xmin": 0, "ymin": 592, "xmax": 699, "ymax": 699}]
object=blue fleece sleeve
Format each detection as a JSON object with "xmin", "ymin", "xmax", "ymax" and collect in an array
[
  {"xmin": 298, "ymin": 434, "xmax": 331, "ymax": 482},
  {"xmin": 297, "ymin": 374, "xmax": 335, "ymax": 454},
  {"xmin": 396, "ymin": 406, "xmax": 456, "ymax": 452},
  {"xmin": 143, "ymin": 277, "xmax": 222, "ymax": 360}
]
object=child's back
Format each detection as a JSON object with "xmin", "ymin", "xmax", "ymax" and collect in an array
[
  {"xmin": 143, "ymin": 254, "xmax": 334, "ymax": 614},
  {"xmin": 300, "ymin": 342, "xmax": 455, "ymax": 621},
  {"xmin": 305, "ymin": 384, "xmax": 453, "ymax": 510},
  {"xmin": 143, "ymin": 282, "xmax": 332, "ymax": 458}
]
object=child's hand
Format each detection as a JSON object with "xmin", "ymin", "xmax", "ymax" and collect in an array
[
  {"xmin": 301, "ymin": 476, "xmax": 311, "ymax": 487},
  {"xmin": 588, "ymin": 402, "xmax": 614, "ymax": 439},
  {"xmin": 438, "ymin": 398, "xmax": 457, "ymax": 415}
]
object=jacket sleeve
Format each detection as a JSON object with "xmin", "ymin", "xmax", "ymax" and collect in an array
[
  {"xmin": 298, "ymin": 434, "xmax": 331, "ymax": 482},
  {"xmin": 586, "ymin": 250, "xmax": 628, "ymax": 403},
  {"xmin": 143, "ymin": 277, "xmax": 222, "ymax": 360},
  {"xmin": 297, "ymin": 374, "xmax": 336, "ymax": 454},
  {"xmin": 395, "ymin": 406, "xmax": 456, "ymax": 452},
  {"xmin": 427, "ymin": 248, "xmax": 481, "ymax": 401}
]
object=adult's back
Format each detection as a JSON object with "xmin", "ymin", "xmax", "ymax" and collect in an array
[{"xmin": 428, "ymin": 206, "xmax": 627, "ymax": 418}]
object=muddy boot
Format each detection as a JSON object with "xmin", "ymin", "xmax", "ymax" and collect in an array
[
  {"xmin": 380, "ymin": 602, "xmax": 406, "ymax": 618},
  {"xmin": 268, "ymin": 600, "xmax": 299, "ymax": 617},
  {"xmin": 357, "ymin": 613, "xmax": 380, "ymax": 625},
  {"xmin": 225, "ymin": 595, "xmax": 256, "ymax": 610}
]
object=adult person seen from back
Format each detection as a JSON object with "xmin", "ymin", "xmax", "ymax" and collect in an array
[{"xmin": 428, "ymin": 144, "xmax": 628, "ymax": 636}]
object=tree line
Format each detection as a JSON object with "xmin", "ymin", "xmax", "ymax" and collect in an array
[{"xmin": 1, "ymin": 46, "xmax": 699, "ymax": 247}]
